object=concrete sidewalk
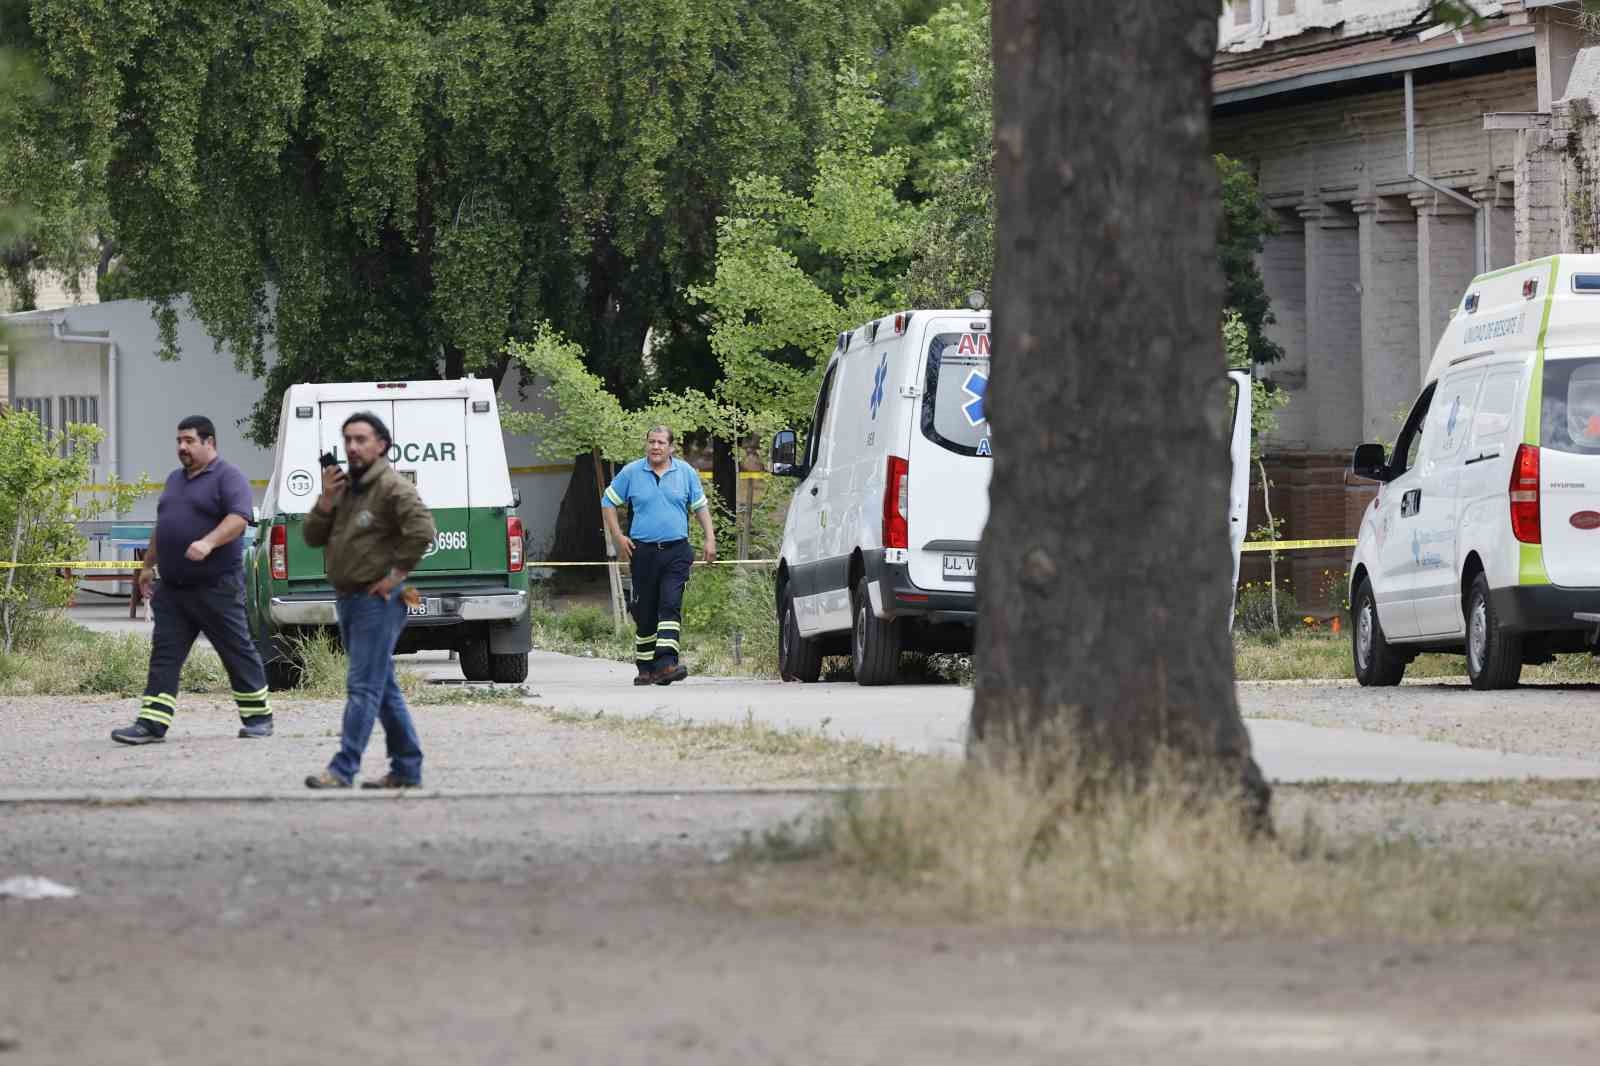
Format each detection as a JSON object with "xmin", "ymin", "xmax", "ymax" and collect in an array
[{"xmin": 485, "ymin": 651, "xmax": 1600, "ymax": 784}]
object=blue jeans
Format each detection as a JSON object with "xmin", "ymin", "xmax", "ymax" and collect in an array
[{"xmin": 328, "ymin": 591, "xmax": 423, "ymax": 785}]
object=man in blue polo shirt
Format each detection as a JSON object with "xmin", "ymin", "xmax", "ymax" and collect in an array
[
  {"xmin": 111, "ymin": 416, "xmax": 272, "ymax": 745},
  {"xmin": 601, "ymin": 425, "xmax": 717, "ymax": 685}
]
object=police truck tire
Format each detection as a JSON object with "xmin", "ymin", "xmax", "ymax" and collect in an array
[
  {"xmin": 851, "ymin": 576, "xmax": 901, "ymax": 686},
  {"xmin": 778, "ymin": 590, "xmax": 822, "ymax": 683},
  {"xmin": 490, "ymin": 652, "xmax": 529, "ymax": 684},
  {"xmin": 1466, "ymin": 572, "xmax": 1522, "ymax": 690},
  {"xmin": 460, "ymin": 637, "xmax": 492, "ymax": 682},
  {"xmin": 1351, "ymin": 578, "xmax": 1405, "ymax": 687}
]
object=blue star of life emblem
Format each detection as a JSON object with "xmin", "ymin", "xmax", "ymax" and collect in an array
[
  {"xmin": 962, "ymin": 368, "xmax": 988, "ymax": 427},
  {"xmin": 869, "ymin": 353, "xmax": 888, "ymax": 420}
]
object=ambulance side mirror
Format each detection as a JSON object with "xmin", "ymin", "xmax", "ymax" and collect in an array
[
  {"xmin": 511, "ymin": 488, "xmax": 521, "ymax": 509},
  {"xmin": 1352, "ymin": 443, "xmax": 1391, "ymax": 482},
  {"xmin": 771, "ymin": 429, "xmax": 806, "ymax": 478}
]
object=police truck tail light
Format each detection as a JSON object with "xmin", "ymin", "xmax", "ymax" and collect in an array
[
  {"xmin": 269, "ymin": 524, "xmax": 288, "ymax": 579},
  {"xmin": 507, "ymin": 516, "xmax": 525, "ymax": 572},
  {"xmin": 1510, "ymin": 444, "xmax": 1541, "ymax": 544},
  {"xmin": 883, "ymin": 457, "xmax": 909, "ymax": 549}
]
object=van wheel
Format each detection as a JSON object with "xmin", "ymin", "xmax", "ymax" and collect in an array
[
  {"xmin": 1352, "ymin": 578, "xmax": 1406, "ymax": 687},
  {"xmin": 851, "ymin": 576, "xmax": 902, "ymax": 686},
  {"xmin": 1466, "ymin": 573, "xmax": 1522, "ymax": 690},
  {"xmin": 778, "ymin": 590, "xmax": 822, "ymax": 683},
  {"xmin": 460, "ymin": 637, "xmax": 492, "ymax": 682},
  {"xmin": 490, "ymin": 652, "xmax": 529, "ymax": 684}
]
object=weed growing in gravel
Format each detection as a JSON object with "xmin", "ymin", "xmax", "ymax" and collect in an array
[
  {"xmin": 537, "ymin": 707, "xmax": 924, "ymax": 781},
  {"xmin": 733, "ymin": 758, "xmax": 1600, "ymax": 936}
]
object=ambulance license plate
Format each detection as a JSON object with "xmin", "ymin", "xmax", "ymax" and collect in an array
[
  {"xmin": 942, "ymin": 554, "xmax": 977, "ymax": 581},
  {"xmin": 407, "ymin": 598, "xmax": 440, "ymax": 618}
]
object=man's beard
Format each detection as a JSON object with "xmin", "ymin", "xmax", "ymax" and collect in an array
[{"xmin": 348, "ymin": 457, "xmax": 369, "ymax": 478}]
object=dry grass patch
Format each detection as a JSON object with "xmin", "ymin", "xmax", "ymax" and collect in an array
[
  {"xmin": 730, "ymin": 761, "xmax": 1600, "ymax": 937},
  {"xmin": 534, "ymin": 706, "xmax": 927, "ymax": 782}
]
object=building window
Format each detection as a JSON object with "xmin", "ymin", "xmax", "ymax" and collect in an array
[
  {"xmin": 15, "ymin": 396, "xmax": 52, "ymax": 433},
  {"xmin": 1278, "ymin": 0, "xmax": 1296, "ymax": 14},
  {"xmin": 59, "ymin": 394, "xmax": 100, "ymax": 463}
]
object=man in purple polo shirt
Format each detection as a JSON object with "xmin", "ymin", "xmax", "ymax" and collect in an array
[{"xmin": 111, "ymin": 416, "xmax": 272, "ymax": 745}]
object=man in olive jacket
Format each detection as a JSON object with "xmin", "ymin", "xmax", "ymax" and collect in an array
[{"xmin": 302, "ymin": 411, "xmax": 437, "ymax": 790}]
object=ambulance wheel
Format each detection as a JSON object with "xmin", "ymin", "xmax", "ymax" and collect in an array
[
  {"xmin": 779, "ymin": 590, "xmax": 822, "ymax": 683},
  {"xmin": 490, "ymin": 652, "xmax": 529, "ymax": 684},
  {"xmin": 1351, "ymin": 577, "xmax": 1406, "ymax": 687},
  {"xmin": 1466, "ymin": 572, "xmax": 1522, "ymax": 690},
  {"xmin": 460, "ymin": 637, "xmax": 492, "ymax": 682},
  {"xmin": 851, "ymin": 576, "xmax": 902, "ymax": 686}
]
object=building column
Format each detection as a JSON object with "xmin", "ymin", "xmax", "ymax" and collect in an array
[
  {"xmin": 1355, "ymin": 195, "xmax": 1420, "ymax": 444},
  {"xmin": 1411, "ymin": 191, "xmax": 1477, "ymax": 379},
  {"xmin": 1473, "ymin": 180, "xmax": 1517, "ymax": 270},
  {"xmin": 1300, "ymin": 200, "xmax": 1364, "ymax": 450}
]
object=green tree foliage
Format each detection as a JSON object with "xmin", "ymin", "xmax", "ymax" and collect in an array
[
  {"xmin": 690, "ymin": 66, "xmax": 923, "ymax": 434},
  {"xmin": 4, "ymin": 0, "xmax": 879, "ymax": 443},
  {"xmin": 878, "ymin": 0, "xmax": 991, "ymax": 197},
  {"xmin": 0, "ymin": 414, "xmax": 145, "ymax": 652},
  {"xmin": 504, "ymin": 323, "xmax": 736, "ymax": 464},
  {"xmin": 1217, "ymin": 154, "xmax": 1281, "ymax": 365}
]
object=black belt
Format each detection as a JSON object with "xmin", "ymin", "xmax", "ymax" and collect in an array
[{"xmin": 635, "ymin": 539, "xmax": 687, "ymax": 550}]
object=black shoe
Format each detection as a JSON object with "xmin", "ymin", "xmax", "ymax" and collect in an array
[
  {"xmin": 238, "ymin": 718, "xmax": 273, "ymax": 739},
  {"xmin": 111, "ymin": 721, "xmax": 166, "ymax": 745},
  {"xmin": 633, "ymin": 672, "xmax": 655, "ymax": 687},
  {"xmin": 653, "ymin": 663, "xmax": 688, "ymax": 686}
]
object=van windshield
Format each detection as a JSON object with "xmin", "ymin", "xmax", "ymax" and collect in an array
[
  {"xmin": 920, "ymin": 331, "xmax": 992, "ymax": 458},
  {"xmin": 1541, "ymin": 356, "xmax": 1600, "ymax": 454}
]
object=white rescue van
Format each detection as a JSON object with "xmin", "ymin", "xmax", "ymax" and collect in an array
[
  {"xmin": 771, "ymin": 309, "xmax": 1254, "ymax": 685},
  {"xmin": 1350, "ymin": 255, "xmax": 1600, "ymax": 689}
]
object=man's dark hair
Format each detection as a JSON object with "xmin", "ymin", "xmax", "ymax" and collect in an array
[
  {"xmin": 342, "ymin": 411, "xmax": 393, "ymax": 448},
  {"xmin": 177, "ymin": 415, "xmax": 216, "ymax": 443}
]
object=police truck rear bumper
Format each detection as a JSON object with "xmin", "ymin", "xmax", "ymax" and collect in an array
[
  {"xmin": 863, "ymin": 556, "xmax": 975, "ymax": 623},
  {"xmin": 270, "ymin": 590, "xmax": 528, "ymax": 626}
]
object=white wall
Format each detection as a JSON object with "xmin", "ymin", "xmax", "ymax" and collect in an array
[{"xmin": 1219, "ymin": 0, "xmax": 1434, "ymax": 52}]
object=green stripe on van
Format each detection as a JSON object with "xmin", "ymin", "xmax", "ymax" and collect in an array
[{"xmin": 1518, "ymin": 256, "xmax": 1561, "ymax": 588}]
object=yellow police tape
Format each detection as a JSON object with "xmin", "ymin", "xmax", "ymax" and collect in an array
[
  {"xmin": 0, "ymin": 538, "xmax": 1359, "ymax": 571},
  {"xmin": 1240, "ymin": 538, "xmax": 1357, "ymax": 553}
]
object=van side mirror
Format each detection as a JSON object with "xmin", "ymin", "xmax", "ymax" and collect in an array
[
  {"xmin": 511, "ymin": 487, "xmax": 522, "ymax": 509},
  {"xmin": 1352, "ymin": 443, "xmax": 1390, "ymax": 482},
  {"xmin": 771, "ymin": 429, "xmax": 807, "ymax": 478}
]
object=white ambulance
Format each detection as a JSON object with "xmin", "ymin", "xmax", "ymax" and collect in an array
[
  {"xmin": 246, "ymin": 379, "xmax": 531, "ymax": 686},
  {"xmin": 770, "ymin": 308, "xmax": 1255, "ymax": 685},
  {"xmin": 1350, "ymin": 255, "xmax": 1600, "ymax": 689}
]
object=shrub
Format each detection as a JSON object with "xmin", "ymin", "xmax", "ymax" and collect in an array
[{"xmin": 1233, "ymin": 579, "xmax": 1297, "ymax": 635}]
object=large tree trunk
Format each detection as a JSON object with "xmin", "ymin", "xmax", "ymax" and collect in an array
[
  {"xmin": 546, "ymin": 455, "xmax": 608, "ymax": 562},
  {"xmin": 972, "ymin": 1, "xmax": 1268, "ymax": 817}
]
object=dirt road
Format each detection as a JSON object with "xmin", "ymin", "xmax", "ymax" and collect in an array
[{"xmin": 3, "ymin": 694, "xmax": 1600, "ymax": 1064}]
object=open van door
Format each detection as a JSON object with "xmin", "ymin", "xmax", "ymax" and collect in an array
[{"xmin": 1228, "ymin": 369, "xmax": 1253, "ymax": 629}]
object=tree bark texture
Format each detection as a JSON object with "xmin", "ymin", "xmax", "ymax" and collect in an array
[
  {"xmin": 973, "ymin": 2, "xmax": 1268, "ymax": 812},
  {"xmin": 547, "ymin": 456, "xmax": 607, "ymax": 562}
]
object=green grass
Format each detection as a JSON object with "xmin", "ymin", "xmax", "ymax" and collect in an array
[
  {"xmin": 0, "ymin": 615, "xmax": 522, "ymax": 704},
  {"xmin": 1234, "ymin": 630, "xmax": 1600, "ymax": 683}
]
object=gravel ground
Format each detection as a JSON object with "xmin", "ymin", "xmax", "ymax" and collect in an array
[
  {"xmin": 0, "ymin": 694, "xmax": 841, "ymax": 795},
  {"xmin": 1240, "ymin": 678, "xmax": 1600, "ymax": 762},
  {"xmin": 4, "ymin": 691, "xmax": 1600, "ymax": 1064}
]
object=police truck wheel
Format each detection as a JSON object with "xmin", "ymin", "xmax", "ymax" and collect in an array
[
  {"xmin": 1466, "ymin": 572, "xmax": 1522, "ymax": 690},
  {"xmin": 490, "ymin": 652, "xmax": 529, "ymax": 684},
  {"xmin": 851, "ymin": 576, "xmax": 901, "ymax": 686},
  {"xmin": 460, "ymin": 637, "xmax": 492, "ymax": 682},
  {"xmin": 1351, "ymin": 578, "xmax": 1405, "ymax": 687},
  {"xmin": 778, "ymin": 590, "xmax": 822, "ymax": 683}
]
